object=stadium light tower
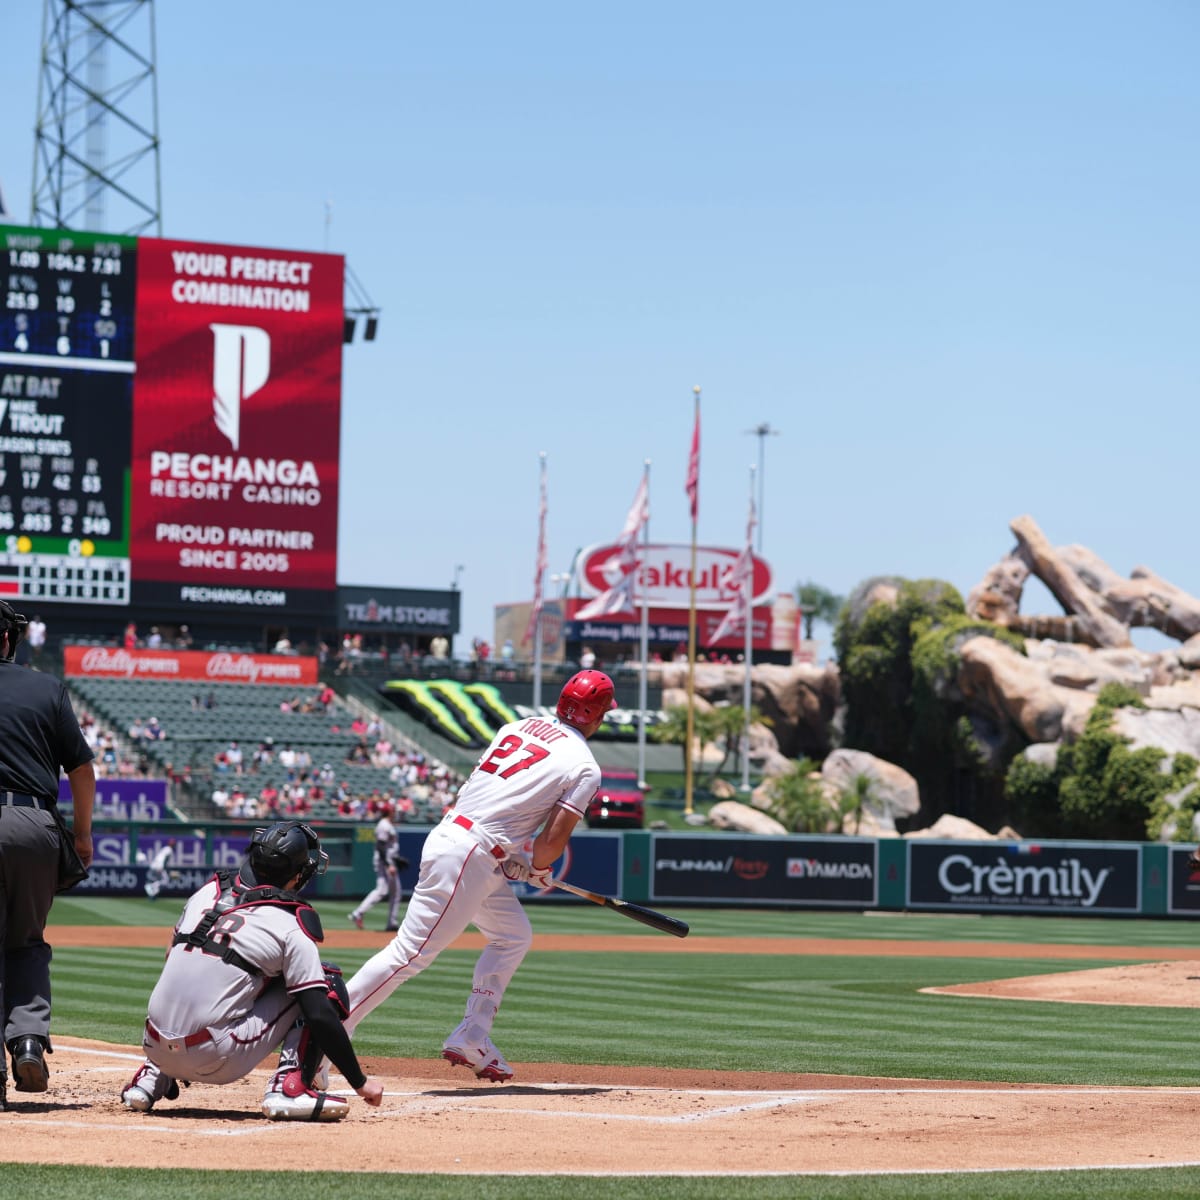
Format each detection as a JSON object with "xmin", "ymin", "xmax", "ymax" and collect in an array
[{"xmin": 31, "ymin": 0, "xmax": 163, "ymax": 235}]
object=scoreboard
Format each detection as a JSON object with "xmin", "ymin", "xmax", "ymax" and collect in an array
[
  {"xmin": 0, "ymin": 223, "xmax": 344, "ymax": 614},
  {"xmin": 1, "ymin": 228, "xmax": 136, "ymax": 604}
]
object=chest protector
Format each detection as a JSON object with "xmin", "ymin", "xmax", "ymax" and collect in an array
[{"xmin": 171, "ymin": 869, "xmax": 323, "ymax": 977}]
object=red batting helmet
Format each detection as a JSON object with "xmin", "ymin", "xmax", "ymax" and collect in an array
[{"xmin": 557, "ymin": 670, "xmax": 617, "ymax": 728}]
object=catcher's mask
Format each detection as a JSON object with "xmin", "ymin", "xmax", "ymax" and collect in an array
[
  {"xmin": 556, "ymin": 669, "xmax": 617, "ymax": 729},
  {"xmin": 0, "ymin": 601, "xmax": 29, "ymax": 662},
  {"xmin": 248, "ymin": 821, "xmax": 328, "ymax": 890}
]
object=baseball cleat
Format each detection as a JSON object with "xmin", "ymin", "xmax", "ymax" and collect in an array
[
  {"xmin": 122, "ymin": 1084, "xmax": 155, "ymax": 1112},
  {"xmin": 121, "ymin": 1063, "xmax": 179, "ymax": 1112},
  {"xmin": 10, "ymin": 1036, "xmax": 49, "ymax": 1093},
  {"xmin": 262, "ymin": 1068, "xmax": 349, "ymax": 1121},
  {"xmin": 348, "ymin": 912, "xmax": 364, "ymax": 930},
  {"xmin": 442, "ymin": 1035, "xmax": 514, "ymax": 1083}
]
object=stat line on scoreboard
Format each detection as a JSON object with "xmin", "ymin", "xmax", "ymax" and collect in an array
[{"xmin": 0, "ymin": 352, "xmax": 135, "ymax": 374}]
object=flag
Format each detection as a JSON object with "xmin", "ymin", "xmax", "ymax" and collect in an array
[
  {"xmin": 685, "ymin": 404, "xmax": 700, "ymax": 522},
  {"xmin": 522, "ymin": 457, "xmax": 548, "ymax": 646},
  {"xmin": 576, "ymin": 473, "xmax": 650, "ymax": 621},
  {"xmin": 707, "ymin": 497, "xmax": 757, "ymax": 645}
]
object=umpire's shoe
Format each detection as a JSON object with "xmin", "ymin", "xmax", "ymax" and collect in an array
[
  {"xmin": 262, "ymin": 1068, "xmax": 349, "ymax": 1121},
  {"xmin": 10, "ymin": 1036, "xmax": 49, "ymax": 1093}
]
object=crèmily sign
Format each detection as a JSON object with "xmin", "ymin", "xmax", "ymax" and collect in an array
[{"xmin": 907, "ymin": 840, "xmax": 1141, "ymax": 914}]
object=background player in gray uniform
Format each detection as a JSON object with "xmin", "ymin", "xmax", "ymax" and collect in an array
[
  {"xmin": 335, "ymin": 670, "xmax": 614, "ymax": 1083},
  {"xmin": 121, "ymin": 821, "xmax": 384, "ymax": 1120},
  {"xmin": 347, "ymin": 813, "xmax": 409, "ymax": 931},
  {"xmin": 0, "ymin": 600, "xmax": 95, "ymax": 1111},
  {"xmin": 143, "ymin": 838, "xmax": 176, "ymax": 899}
]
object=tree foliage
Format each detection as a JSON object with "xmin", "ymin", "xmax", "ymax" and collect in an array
[
  {"xmin": 1004, "ymin": 682, "xmax": 1200, "ymax": 841},
  {"xmin": 833, "ymin": 576, "xmax": 1028, "ymax": 827},
  {"xmin": 795, "ymin": 581, "xmax": 845, "ymax": 641},
  {"xmin": 762, "ymin": 758, "xmax": 833, "ymax": 832}
]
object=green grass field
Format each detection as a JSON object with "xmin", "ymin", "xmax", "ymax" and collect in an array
[{"xmin": 29, "ymin": 898, "xmax": 1200, "ymax": 1197}]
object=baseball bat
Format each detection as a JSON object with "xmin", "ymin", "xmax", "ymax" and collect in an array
[{"xmin": 549, "ymin": 879, "xmax": 689, "ymax": 938}]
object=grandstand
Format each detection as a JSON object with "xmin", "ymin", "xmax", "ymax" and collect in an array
[{"xmin": 65, "ymin": 675, "xmax": 461, "ymax": 824}]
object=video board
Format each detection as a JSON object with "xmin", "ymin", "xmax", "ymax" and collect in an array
[{"xmin": 0, "ymin": 224, "xmax": 343, "ymax": 614}]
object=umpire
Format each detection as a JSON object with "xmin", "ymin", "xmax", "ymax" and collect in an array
[{"xmin": 0, "ymin": 600, "xmax": 95, "ymax": 1110}]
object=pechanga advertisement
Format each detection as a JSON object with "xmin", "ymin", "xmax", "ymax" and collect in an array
[{"xmin": 129, "ymin": 236, "xmax": 344, "ymax": 614}]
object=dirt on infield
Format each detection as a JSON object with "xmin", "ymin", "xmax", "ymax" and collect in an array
[{"xmin": 5, "ymin": 927, "xmax": 1200, "ymax": 1176}]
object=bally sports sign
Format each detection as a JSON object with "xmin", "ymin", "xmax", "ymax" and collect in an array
[
  {"xmin": 63, "ymin": 645, "xmax": 318, "ymax": 685},
  {"xmin": 577, "ymin": 543, "xmax": 772, "ymax": 611}
]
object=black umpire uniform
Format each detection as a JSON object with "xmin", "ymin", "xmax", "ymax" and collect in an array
[{"xmin": 0, "ymin": 601, "xmax": 96, "ymax": 1109}]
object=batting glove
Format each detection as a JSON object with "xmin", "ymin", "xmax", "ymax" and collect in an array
[
  {"xmin": 501, "ymin": 852, "xmax": 533, "ymax": 882},
  {"xmin": 527, "ymin": 865, "xmax": 554, "ymax": 890}
]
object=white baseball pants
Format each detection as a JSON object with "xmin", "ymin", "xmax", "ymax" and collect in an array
[{"xmin": 343, "ymin": 819, "xmax": 532, "ymax": 1038}]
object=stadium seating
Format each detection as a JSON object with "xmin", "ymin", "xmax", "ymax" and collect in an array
[{"xmin": 65, "ymin": 676, "xmax": 459, "ymax": 823}]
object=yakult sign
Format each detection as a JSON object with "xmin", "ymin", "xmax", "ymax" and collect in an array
[
  {"xmin": 578, "ymin": 543, "xmax": 772, "ymax": 611},
  {"xmin": 63, "ymin": 645, "xmax": 318, "ymax": 686}
]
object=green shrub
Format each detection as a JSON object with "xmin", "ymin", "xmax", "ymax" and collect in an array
[{"xmin": 1005, "ymin": 682, "xmax": 1200, "ymax": 841}]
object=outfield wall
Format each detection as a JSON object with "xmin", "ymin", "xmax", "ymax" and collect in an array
[{"xmin": 74, "ymin": 821, "xmax": 1200, "ymax": 917}]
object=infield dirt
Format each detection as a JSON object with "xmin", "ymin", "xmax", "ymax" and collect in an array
[{"xmin": 4, "ymin": 928, "xmax": 1200, "ymax": 1176}]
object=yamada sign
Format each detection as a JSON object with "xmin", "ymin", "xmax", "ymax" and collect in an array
[
  {"xmin": 578, "ymin": 543, "xmax": 772, "ymax": 611},
  {"xmin": 63, "ymin": 644, "xmax": 318, "ymax": 685}
]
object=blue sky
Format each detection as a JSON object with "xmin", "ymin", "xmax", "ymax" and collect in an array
[{"xmin": 2, "ymin": 2, "xmax": 1197, "ymax": 655}]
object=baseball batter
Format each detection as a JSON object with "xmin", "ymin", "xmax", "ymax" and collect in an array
[
  {"xmin": 339, "ymin": 669, "xmax": 615, "ymax": 1083},
  {"xmin": 121, "ymin": 821, "xmax": 384, "ymax": 1120}
]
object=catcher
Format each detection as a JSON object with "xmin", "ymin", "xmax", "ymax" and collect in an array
[{"xmin": 120, "ymin": 821, "xmax": 384, "ymax": 1120}]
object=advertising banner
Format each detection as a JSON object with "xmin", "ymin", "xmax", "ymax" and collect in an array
[
  {"xmin": 650, "ymin": 834, "xmax": 878, "ymax": 906},
  {"xmin": 129, "ymin": 236, "xmax": 343, "ymax": 613},
  {"xmin": 578, "ymin": 543, "xmax": 772, "ymax": 610},
  {"xmin": 338, "ymin": 585, "xmax": 458, "ymax": 635},
  {"xmin": 62, "ymin": 644, "xmax": 318, "ymax": 685},
  {"xmin": 88, "ymin": 831, "xmax": 252, "ymax": 870},
  {"xmin": 907, "ymin": 840, "xmax": 1142, "ymax": 914},
  {"xmin": 57, "ymin": 777, "xmax": 168, "ymax": 820},
  {"xmin": 1167, "ymin": 846, "xmax": 1200, "ymax": 914}
]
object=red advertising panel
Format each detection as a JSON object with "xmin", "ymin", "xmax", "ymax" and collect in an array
[
  {"xmin": 129, "ymin": 236, "xmax": 343, "ymax": 613},
  {"xmin": 579, "ymin": 543, "xmax": 773, "ymax": 610},
  {"xmin": 63, "ymin": 644, "xmax": 319, "ymax": 685}
]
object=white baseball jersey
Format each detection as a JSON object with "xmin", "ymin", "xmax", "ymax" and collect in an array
[
  {"xmin": 452, "ymin": 716, "xmax": 601, "ymax": 849},
  {"xmin": 342, "ymin": 714, "xmax": 601, "ymax": 1041},
  {"xmin": 147, "ymin": 877, "xmax": 327, "ymax": 1036}
]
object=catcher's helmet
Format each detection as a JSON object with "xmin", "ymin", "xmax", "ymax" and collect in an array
[
  {"xmin": 0, "ymin": 600, "xmax": 29, "ymax": 662},
  {"xmin": 248, "ymin": 821, "xmax": 328, "ymax": 890},
  {"xmin": 556, "ymin": 669, "xmax": 617, "ymax": 728}
]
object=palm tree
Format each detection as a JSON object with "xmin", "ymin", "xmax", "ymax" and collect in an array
[
  {"xmin": 709, "ymin": 704, "xmax": 766, "ymax": 779},
  {"xmin": 838, "ymin": 772, "xmax": 876, "ymax": 835},
  {"xmin": 650, "ymin": 705, "xmax": 722, "ymax": 780},
  {"xmin": 763, "ymin": 758, "xmax": 832, "ymax": 833},
  {"xmin": 795, "ymin": 581, "xmax": 845, "ymax": 641}
]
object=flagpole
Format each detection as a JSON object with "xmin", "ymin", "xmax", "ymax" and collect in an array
[
  {"xmin": 740, "ymin": 464, "xmax": 755, "ymax": 794},
  {"xmin": 637, "ymin": 459, "xmax": 651, "ymax": 791},
  {"xmin": 684, "ymin": 386, "xmax": 700, "ymax": 818},
  {"xmin": 531, "ymin": 452, "xmax": 547, "ymax": 711}
]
